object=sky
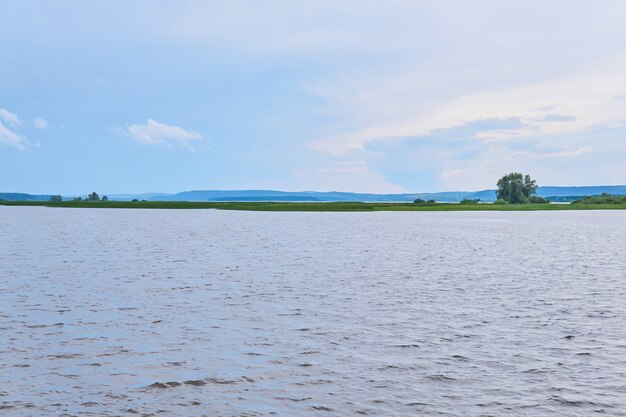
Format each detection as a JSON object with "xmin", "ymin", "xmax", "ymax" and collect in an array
[{"xmin": 1, "ymin": 0, "xmax": 625, "ymax": 195}]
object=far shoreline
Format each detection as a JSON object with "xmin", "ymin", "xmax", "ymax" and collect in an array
[{"xmin": 1, "ymin": 200, "xmax": 625, "ymax": 212}]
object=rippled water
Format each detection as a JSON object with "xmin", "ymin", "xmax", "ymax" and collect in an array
[{"xmin": 1, "ymin": 207, "xmax": 626, "ymax": 416}]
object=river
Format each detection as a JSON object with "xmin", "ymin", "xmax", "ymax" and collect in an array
[{"xmin": 1, "ymin": 207, "xmax": 625, "ymax": 416}]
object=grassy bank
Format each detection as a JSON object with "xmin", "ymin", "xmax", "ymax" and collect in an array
[{"xmin": 2, "ymin": 200, "xmax": 625, "ymax": 211}]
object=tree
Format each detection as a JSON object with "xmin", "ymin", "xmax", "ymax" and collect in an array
[
  {"xmin": 50, "ymin": 195, "xmax": 63, "ymax": 202},
  {"xmin": 101, "ymin": 196, "xmax": 108, "ymax": 201},
  {"xmin": 413, "ymin": 198, "xmax": 426, "ymax": 204},
  {"xmin": 496, "ymin": 173, "xmax": 538, "ymax": 204},
  {"xmin": 87, "ymin": 192, "xmax": 100, "ymax": 201}
]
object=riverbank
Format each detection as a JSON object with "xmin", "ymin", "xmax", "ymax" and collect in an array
[{"xmin": 2, "ymin": 200, "xmax": 626, "ymax": 211}]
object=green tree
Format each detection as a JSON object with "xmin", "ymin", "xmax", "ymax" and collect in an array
[
  {"xmin": 87, "ymin": 192, "xmax": 100, "ymax": 201},
  {"xmin": 50, "ymin": 195, "xmax": 63, "ymax": 202},
  {"xmin": 496, "ymin": 173, "xmax": 538, "ymax": 204},
  {"xmin": 101, "ymin": 195, "xmax": 108, "ymax": 201}
]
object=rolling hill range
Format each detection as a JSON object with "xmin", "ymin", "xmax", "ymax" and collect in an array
[
  {"xmin": 137, "ymin": 186, "xmax": 626, "ymax": 202},
  {"xmin": 2, "ymin": 185, "xmax": 625, "ymax": 203}
]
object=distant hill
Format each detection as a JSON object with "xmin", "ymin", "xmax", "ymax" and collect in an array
[
  {"xmin": 466, "ymin": 190, "xmax": 497, "ymax": 201},
  {"xmin": 153, "ymin": 189, "xmax": 477, "ymax": 202},
  {"xmin": 2, "ymin": 185, "xmax": 624, "ymax": 203},
  {"xmin": 0, "ymin": 193, "xmax": 52, "ymax": 201},
  {"xmin": 153, "ymin": 186, "xmax": 626, "ymax": 203},
  {"xmin": 135, "ymin": 186, "xmax": 625, "ymax": 202}
]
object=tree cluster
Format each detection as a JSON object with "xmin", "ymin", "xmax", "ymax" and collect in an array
[
  {"xmin": 73, "ymin": 192, "xmax": 108, "ymax": 202},
  {"xmin": 496, "ymin": 173, "xmax": 539, "ymax": 204}
]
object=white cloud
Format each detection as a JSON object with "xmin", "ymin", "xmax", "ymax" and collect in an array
[
  {"xmin": 33, "ymin": 117, "xmax": 48, "ymax": 128},
  {"xmin": 0, "ymin": 108, "xmax": 21, "ymax": 126},
  {"xmin": 125, "ymin": 118, "xmax": 202, "ymax": 149},
  {"xmin": 309, "ymin": 53, "xmax": 626, "ymax": 154},
  {"xmin": 0, "ymin": 122, "xmax": 26, "ymax": 149}
]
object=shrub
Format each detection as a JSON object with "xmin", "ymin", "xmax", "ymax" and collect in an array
[{"xmin": 459, "ymin": 198, "xmax": 480, "ymax": 204}]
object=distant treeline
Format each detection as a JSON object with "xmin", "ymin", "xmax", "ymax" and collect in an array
[{"xmin": 572, "ymin": 194, "xmax": 626, "ymax": 204}]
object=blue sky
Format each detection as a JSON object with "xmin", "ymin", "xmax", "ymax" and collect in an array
[{"xmin": 1, "ymin": 1, "xmax": 625, "ymax": 194}]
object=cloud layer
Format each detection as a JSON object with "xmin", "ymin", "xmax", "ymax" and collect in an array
[{"xmin": 1, "ymin": 1, "xmax": 625, "ymax": 192}]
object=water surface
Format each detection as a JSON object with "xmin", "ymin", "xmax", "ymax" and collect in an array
[{"xmin": 1, "ymin": 207, "xmax": 625, "ymax": 416}]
